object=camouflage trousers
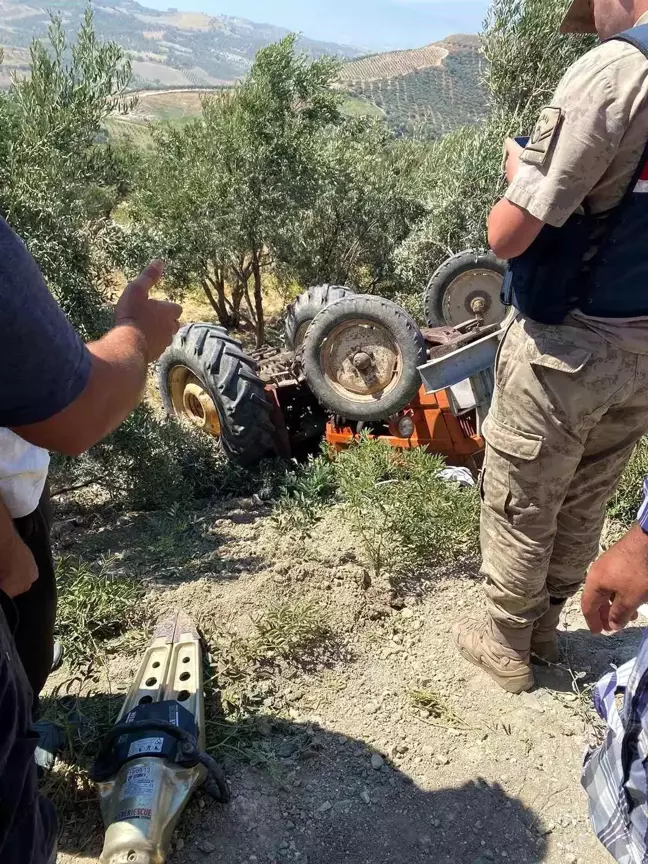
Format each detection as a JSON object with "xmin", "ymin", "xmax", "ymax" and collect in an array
[{"xmin": 481, "ymin": 315, "xmax": 648, "ymax": 628}]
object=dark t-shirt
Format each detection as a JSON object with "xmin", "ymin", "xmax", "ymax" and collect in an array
[{"xmin": 0, "ymin": 216, "xmax": 91, "ymax": 427}]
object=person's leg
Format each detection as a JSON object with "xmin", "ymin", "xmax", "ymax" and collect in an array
[
  {"xmin": 12, "ymin": 487, "xmax": 56, "ymax": 711},
  {"xmin": 0, "ymin": 593, "xmax": 58, "ymax": 863},
  {"xmin": 532, "ymin": 394, "xmax": 648, "ymax": 661},
  {"xmin": 454, "ymin": 316, "xmax": 639, "ymax": 692}
]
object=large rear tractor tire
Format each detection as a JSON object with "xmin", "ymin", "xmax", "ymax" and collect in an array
[
  {"xmin": 284, "ymin": 284, "xmax": 354, "ymax": 351},
  {"xmin": 425, "ymin": 250, "xmax": 508, "ymax": 328},
  {"xmin": 302, "ymin": 295, "xmax": 427, "ymax": 422},
  {"xmin": 158, "ymin": 323, "xmax": 276, "ymax": 467}
]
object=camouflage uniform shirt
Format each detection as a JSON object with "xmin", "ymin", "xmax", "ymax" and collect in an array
[{"xmin": 505, "ymin": 11, "xmax": 648, "ymax": 354}]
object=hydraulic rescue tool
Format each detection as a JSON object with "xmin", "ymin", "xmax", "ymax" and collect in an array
[{"xmin": 92, "ymin": 610, "xmax": 229, "ymax": 864}]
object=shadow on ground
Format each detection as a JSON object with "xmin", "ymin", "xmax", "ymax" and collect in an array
[
  {"xmin": 52, "ymin": 694, "xmax": 551, "ymax": 864},
  {"xmin": 563, "ymin": 625, "xmax": 644, "ymax": 677},
  {"xmin": 52, "ymin": 500, "xmax": 272, "ymax": 587}
]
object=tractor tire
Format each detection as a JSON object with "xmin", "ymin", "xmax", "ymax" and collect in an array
[
  {"xmin": 302, "ymin": 295, "xmax": 427, "ymax": 423},
  {"xmin": 158, "ymin": 323, "xmax": 276, "ymax": 467},
  {"xmin": 424, "ymin": 250, "xmax": 508, "ymax": 328},
  {"xmin": 284, "ymin": 284, "xmax": 354, "ymax": 351}
]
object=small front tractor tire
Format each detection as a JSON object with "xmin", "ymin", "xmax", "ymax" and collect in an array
[
  {"xmin": 284, "ymin": 284, "xmax": 354, "ymax": 351},
  {"xmin": 425, "ymin": 250, "xmax": 508, "ymax": 328},
  {"xmin": 302, "ymin": 295, "xmax": 427, "ymax": 422},
  {"xmin": 158, "ymin": 323, "xmax": 276, "ymax": 467}
]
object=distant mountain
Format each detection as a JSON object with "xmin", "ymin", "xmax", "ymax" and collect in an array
[
  {"xmin": 339, "ymin": 35, "xmax": 488, "ymax": 139},
  {"xmin": 0, "ymin": 0, "xmax": 362, "ymax": 88}
]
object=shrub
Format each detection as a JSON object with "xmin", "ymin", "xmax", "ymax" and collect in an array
[
  {"xmin": 331, "ymin": 436, "xmax": 480, "ymax": 578},
  {"xmin": 50, "ymin": 407, "xmax": 296, "ymax": 511},
  {"xmin": 272, "ymin": 451, "xmax": 339, "ymax": 533},
  {"xmin": 394, "ymin": 116, "xmax": 509, "ymax": 289},
  {"xmin": 252, "ymin": 601, "xmax": 334, "ymax": 664}
]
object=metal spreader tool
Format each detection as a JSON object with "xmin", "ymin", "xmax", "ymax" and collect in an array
[{"xmin": 92, "ymin": 609, "xmax": 229, "ymax": 864}]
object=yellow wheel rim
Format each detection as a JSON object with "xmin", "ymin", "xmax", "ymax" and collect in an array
[{"xmin": 167, "ymin": 366, "xmax": 221, "ymax": 438}]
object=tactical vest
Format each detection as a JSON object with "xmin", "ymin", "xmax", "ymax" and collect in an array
[{"xmin": 502, "ymin": 23, "xmax": 648, "ymax": 324}]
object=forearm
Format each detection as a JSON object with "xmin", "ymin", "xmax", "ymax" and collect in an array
[
  {"xmin": 0, "ymin": 497, "xmax": 19, "ymax": 570},
  {"xmin": 85, "ymin": 323, "xmax": 150, "ymax": 437},
  {"xmin": 13, "ymin": 324, "xmax": 149, "ymax": 456},
  {"xmin": 488, "ymin": 198, "xmax": 544, "ymax": 259}
]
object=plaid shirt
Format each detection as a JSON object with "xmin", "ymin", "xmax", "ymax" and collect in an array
[
  {"xmin": 637, "ymin": 479, "xmax": 648, "ymax": 533},
  {"xmin": 583, "ymin": 631, "xmax": 648, "ymax": 863}
]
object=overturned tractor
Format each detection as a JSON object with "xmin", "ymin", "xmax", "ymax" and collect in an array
[{"xmin": 157, "ymin": 250, "xmax": 507, "ymax": 470}]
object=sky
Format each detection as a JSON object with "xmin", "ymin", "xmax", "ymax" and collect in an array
[{"xmin": 145, "ymin": 0, "xmax": 492, "ymax": 52}]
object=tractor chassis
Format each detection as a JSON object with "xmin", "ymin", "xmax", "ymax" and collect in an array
[{"xmin": 252, "ymin": 320, "xmax": 495, "ymax": 469}]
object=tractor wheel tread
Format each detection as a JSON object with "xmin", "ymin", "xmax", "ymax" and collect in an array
[
  {"xmin": 157, "ymin": 323, "xmax": 275, "ymax": 467},
  {"xmin": 284, "ymin": 284, "xmax": 354, "ymax": 351},
  {"xmin": 302, "ymin": 294, "xmax": 427, "ymax": 423}
]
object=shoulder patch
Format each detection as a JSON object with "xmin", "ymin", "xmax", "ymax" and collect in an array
[{"xmin": 521, "ymin": 106, "xmax": 563, "ymax": 167}]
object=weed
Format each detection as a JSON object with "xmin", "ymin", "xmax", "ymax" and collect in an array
[
  {"xmin": 332, "ymin": 436, "xmax": 480, "ymax": 579},
  {"xmin": 252, "ymin": 601, "xmax": 333, "ymax": 664},
  {"xmin": 56, "ymin": 556, "xmax": 147, "ymax": 669},
  {"xmin": 608, "ymin": 437, "xmax": 648, "ymax": 527},
  {"xmin": 272, "ymin": 452, "xmax": 339, "ymax": 535},
  {"xmin": 409, "ymin": 688, "xmax": 470, "ymax": 731},
  {"xmin": 206, "ymin": 714, "xmax": 281, "ymax": 773}
]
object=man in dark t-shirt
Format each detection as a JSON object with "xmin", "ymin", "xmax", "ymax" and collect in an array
[{"xmin": 0, "ymin": 216, "xmax": 182, "ymax": 863}]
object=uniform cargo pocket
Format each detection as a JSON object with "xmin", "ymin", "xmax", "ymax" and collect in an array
[
  {"xmin": 530, "ymin": 347, "xmax": 591, "ymax": 375},
  {"xmin": 482, "ymin": 414, "xmax": 543, "ymax": 526},
  {"xmin": 524, "ymin": 321, "xmax": 592, "ymax": 375}
]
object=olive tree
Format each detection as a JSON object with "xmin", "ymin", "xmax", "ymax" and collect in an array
[
  {"xmin": 133, "ymin": 36, "xmax": 342, "ymax": 346},
  {"xmin": 275, "ymin": 119, "xmax": 426, "ymax": 296},
  {"xmin": 0, "ymin": 11, "xmax": 135, "ymax": 339}
]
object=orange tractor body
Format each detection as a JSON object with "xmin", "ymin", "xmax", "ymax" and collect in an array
[{"xmin": 324, "ymin": 386, "xmax": 484, "ymax": 467}]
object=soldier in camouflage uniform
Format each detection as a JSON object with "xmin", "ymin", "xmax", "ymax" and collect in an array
[{"xmin": 453, "ymin": 0, "xmax": 648, "ymax": 694}]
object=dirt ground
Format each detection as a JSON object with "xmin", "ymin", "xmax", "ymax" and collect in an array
[{"xmin": 51, "ymin": 493, "xmax": 634, "ymax": 864}]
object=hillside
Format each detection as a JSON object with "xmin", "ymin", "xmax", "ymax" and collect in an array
[
  {"xmin": 106, "ymin": 33, "xmax": 489, "ymax": 144},
  {"xmin": 0, "ymin": 0, "xmax": 361, "ymax": 88},
  {"xmin": 0, "ymin": 0, "xmax": 488, "ymax": 140},
  {"xmin": 340, "ymin": 35, "xmax": 488, "ymax": 139}
]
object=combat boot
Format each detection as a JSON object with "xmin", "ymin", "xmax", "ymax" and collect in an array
[
  {"xmin": 452, "ymin": 615, "xmax": 534, "ymax": 694},
  {"xmin": 531, "ymin": 600, "xmax": 566, "ymax": 665}
]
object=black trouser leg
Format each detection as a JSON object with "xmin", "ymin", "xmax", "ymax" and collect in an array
[
  {"xmin": 12, "ymin": 488, "xmax": 56, "ymax": 712},
  {"xmin": 0, "ymin": 593, "xmax": 58, "ymax": 863}
]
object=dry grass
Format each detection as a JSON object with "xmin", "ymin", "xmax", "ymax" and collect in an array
[
  {"xmin": 55, "ymin": 557, "xmax": 148, "ymax": 671},
  {"xmin": 130, "ymin": 89, "xmax": 219, "ymax": 121},
  {"xmin": 409, "ymin": 688, "xmax": 471, "ymax": 731}
]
